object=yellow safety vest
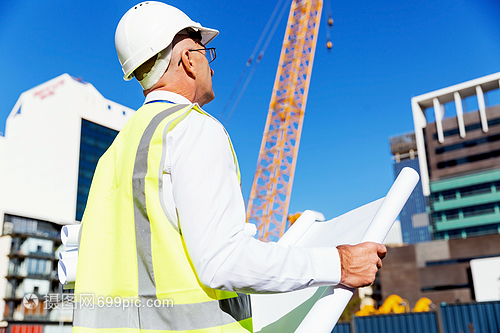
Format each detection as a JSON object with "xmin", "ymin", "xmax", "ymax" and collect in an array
[{"xmin": 73, "ymin": 102, "xmax": 252, "ymax": 333}]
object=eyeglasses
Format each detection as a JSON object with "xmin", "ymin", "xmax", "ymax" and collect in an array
[{"xmin": 177, "ymin": 47, "xmax": 216, "ymax": 66}]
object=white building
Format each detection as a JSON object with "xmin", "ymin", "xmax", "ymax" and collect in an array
[{"xmin": 0, "ymin": 74, "xmax": 134, "ymax": 326}]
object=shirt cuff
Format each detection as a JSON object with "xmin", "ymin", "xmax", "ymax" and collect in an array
[{"xmin": 310, "ymin": 247, "xmax": 342, "ymax": 286}]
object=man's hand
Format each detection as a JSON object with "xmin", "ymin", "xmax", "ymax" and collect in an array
[{"xmin": 337, "ymin": 242, "xmax": 387, "ymax": 289}]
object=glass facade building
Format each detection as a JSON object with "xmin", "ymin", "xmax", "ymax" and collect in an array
[
  {"xmin": 390, "ymin": 133, "xmax": 431, "ymax": 244},
  {"xmin": 393, "ymin": 158, "xmax": 431, "ymax": 243},
  {"xmin": 76, "ymin": 119, "xmax": 118, "ymax": 221}
]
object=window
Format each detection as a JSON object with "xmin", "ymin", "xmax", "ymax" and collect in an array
[{"xmin": 76, "ymin": 119, "xmax": 118, "ymax": 221}]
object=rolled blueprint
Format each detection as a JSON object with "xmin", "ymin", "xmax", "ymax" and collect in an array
[
  {"xmin": 362, "ymin": 167, "xmax": 419, "ymax": 242},
  {"xmin": 58, "ymin": 256, "xmax": 78, "ymax": 285},
  {"xmin": 59, "ymin": 248, "xmax": 78, "ymax": 260},
  {"xmin": 252, "ymin": 199, "xmax": 383, "ymax": 332},
  {"xmin": 61, "ymin": 224, "xmax": 81, "ymax": 247},
  {"xmin": 293, "ymin": 167, "xmax": 419, "ymax": 333},
  {"xmin": 252, "ymin": 210, "xmax": 331, "ymax": 333},
  {"xmin": 278, "ymin": 210, "xmax": 318, "ymax": 247}
]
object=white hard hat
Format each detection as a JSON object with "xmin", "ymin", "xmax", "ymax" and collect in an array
[{"xmin": 115, "ymin": 1, "xmax": 219, "ymax": 82}]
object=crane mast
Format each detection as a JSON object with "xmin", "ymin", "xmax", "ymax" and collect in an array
[{"xmin": 246, "ymin": 0, "xmax": 323, "ymax": 241}]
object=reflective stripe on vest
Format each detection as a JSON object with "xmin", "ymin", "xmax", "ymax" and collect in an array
[
  {"xmin": 74, "ymin": 103, "xmax": 252, "ymax": 333},
  {"xmin": 72, "ymin": 294, "xmax": 251, "ymax": 330}
]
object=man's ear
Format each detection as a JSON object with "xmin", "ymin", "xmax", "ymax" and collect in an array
[{"xmin": 179, "ymin": 49, "xmax": 196, "ymax": 79}]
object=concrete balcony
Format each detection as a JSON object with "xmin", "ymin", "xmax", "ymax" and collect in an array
[
  {"xmin": 435, "ymin": 211, "xmax": 500, "ymax": 231},
  {"xmin": 432, "ymin": 191, "xmax": 500, "ymax": 212}
]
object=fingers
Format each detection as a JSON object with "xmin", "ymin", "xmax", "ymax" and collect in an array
[
  {"xmin": 362, "ymin": 242, "xmax": 387, "ymax": 261},
  {"xmin": 377, "ymin": 244, "xmax": 387, "ymax": 259},
  {"xmin": 363, "ymin": 242, "xmax": 387, "ymax": 256},
  {"xmin": 368, "ymin": 243, "xmax": 385, "ymax": 269},
  {"xmin": 337, "ymin": 242, "xmax": 387, "ymax": 289}
]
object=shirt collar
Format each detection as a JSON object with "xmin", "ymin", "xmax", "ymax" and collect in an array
[{"xmin": 144, "ymin": 91, "xmax": 192, "ymax": 105}]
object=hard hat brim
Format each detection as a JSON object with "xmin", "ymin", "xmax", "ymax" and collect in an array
[{"xmin": 198, "ymin": 26, "xmax": 219, "ymax": 46}]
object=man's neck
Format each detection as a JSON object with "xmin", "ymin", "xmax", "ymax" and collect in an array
[{"xmin": 144, "ymin": 90, "xmax": 193, "ymax": 105}]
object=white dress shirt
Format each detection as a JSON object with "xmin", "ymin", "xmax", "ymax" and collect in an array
[{"xmin": 145, "ymin": 91, "xmax": 342, "ymax": 293}]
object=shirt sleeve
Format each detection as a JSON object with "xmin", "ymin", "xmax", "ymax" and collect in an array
[{"xmin": 166, "ymin": 110, "xmax": 341, "ymax": 293}]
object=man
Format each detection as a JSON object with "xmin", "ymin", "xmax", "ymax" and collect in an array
[{"xmin": 73, "ymin": 2, "xmax": 386, "ymax": 333}]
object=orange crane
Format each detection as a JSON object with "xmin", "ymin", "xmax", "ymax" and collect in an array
[{"xmin": 246, "ymin": 0, "xmax": 324, "ymax": 241}]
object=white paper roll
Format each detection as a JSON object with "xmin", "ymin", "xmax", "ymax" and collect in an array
[
  {"xmin": 61, "ymin": 224, "xmax": 81, "ymax": 247},
  {"xmin": 278, "ymin": 210, "xmax": 318, "ymax": 247},
  {"xmin": 59, "ymin": 248, "xmax": 79, "ymax": 260},
  {"xmin": 362, "ymin": 167, "xmax": 420, "ymax": 242},
  {"xmin": 294, "ymin": 167, "xmax": 419, "ymax": 333},
  {"xmin": 58, "ymin": 256, "xmax": 78, "ymax": 285},
  {"xmin": 252, "ymin": 200, "xmax": 383, "ymax": 332}
]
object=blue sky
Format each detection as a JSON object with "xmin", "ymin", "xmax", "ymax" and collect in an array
[{"xmin": 1, "ymin": 0, "xmax": 500, "ymax": 220}]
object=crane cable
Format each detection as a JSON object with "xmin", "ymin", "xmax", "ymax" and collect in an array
[
  {"xmin": 219, "ymin": 0, "xmax": 292, "ymax": 124},
  {"xmin": 218, "ymin": 0, "xmax": 285, "ymax": 122},
  {"xmin": 221, "ymin": 0, "xmax": 333, "ymax": 124}
]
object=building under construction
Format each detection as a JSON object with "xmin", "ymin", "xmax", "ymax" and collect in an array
[{"xmin": 411, "ymin": 72, "xmax": 500, "ymax": 241}]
